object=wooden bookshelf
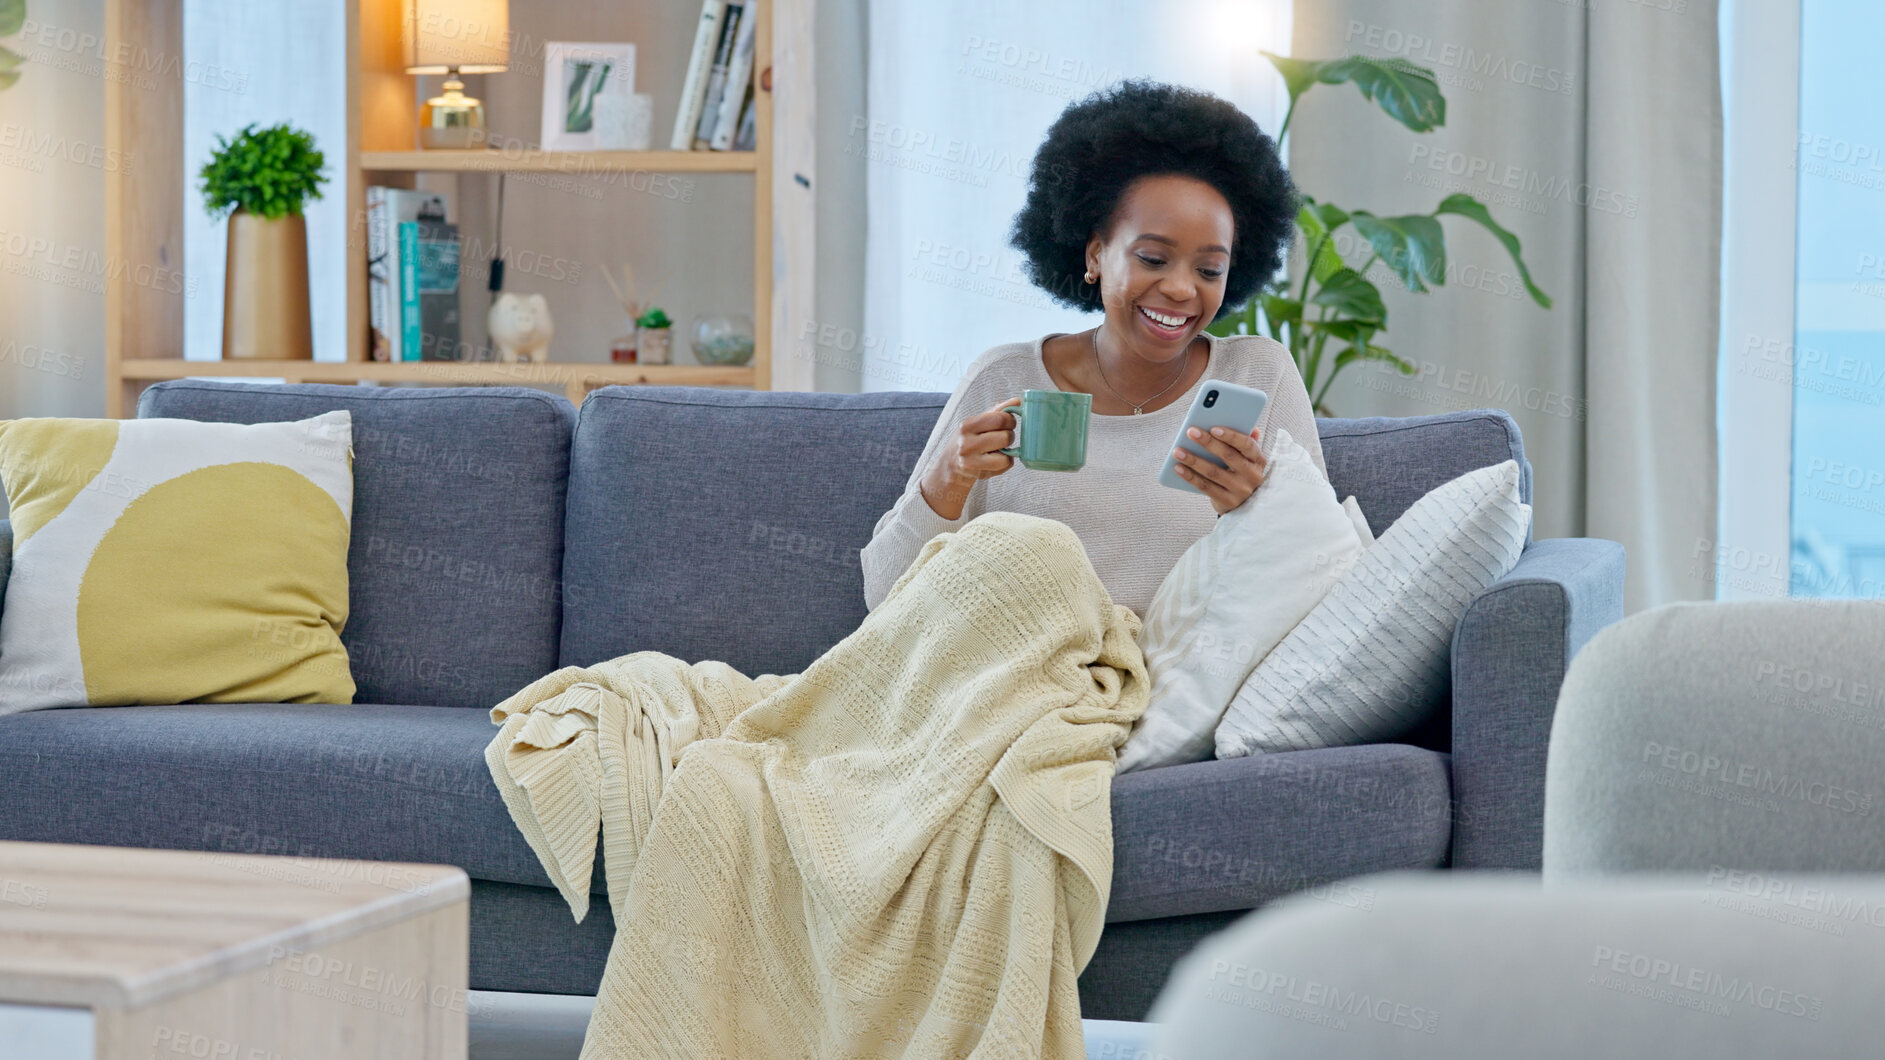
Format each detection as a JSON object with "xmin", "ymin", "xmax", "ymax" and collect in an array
[
  {"xmin": 101, "ymin": 0, "xmax": 816, "ymax": 417},
  {"xmin": 116, "ymin": 359, "xmax": 751, "ymax": 404},
  {"xmin": 358, "ymin": 149, "xmax": 760, "ymax": 173}
]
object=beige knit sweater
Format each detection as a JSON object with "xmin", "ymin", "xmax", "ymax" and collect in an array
[
  {"xmin": 861, "ymin": 331, "xmax": 1326, "ymax": 616},
  {"xmin": 487, "ymin": 512, "xmax": 1149, "ymax": 1059}
]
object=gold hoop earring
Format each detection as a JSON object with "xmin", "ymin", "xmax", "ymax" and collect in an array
[{"xmin": 1084, "ymin": 271, "xmax": 1097, "ymax": 284}]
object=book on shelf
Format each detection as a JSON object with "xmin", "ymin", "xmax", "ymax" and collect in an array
[
  {"xmin": 733, "ymin": 81, "xmax": 757, "ymax": 150},
  {"xmin": 709, "ymin": 0, "xmax": 758, "ymax": 150},
  {"xmin": 670, "ymin": 0, "xmax": 727, "ymax": 151},
  {"xmin": 691, "ymin": 1, "xmax": 744, "ymax": 149},
  {"xmin": 365, "ymin": 187, "xmax": 449, "ymax": 362},
  {"xmin": 397, "ymin": 223, "xmax": 421, "ymax": 363},
  {"xmin": 396, "ymin": 218, "xmax": 461, "ymax": 363}
]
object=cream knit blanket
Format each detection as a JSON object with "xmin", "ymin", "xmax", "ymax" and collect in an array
[{"xmin": 486, "ymin": 512, "xmax": 1148, "ymax": 1059}]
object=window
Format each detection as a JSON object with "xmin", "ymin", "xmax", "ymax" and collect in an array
[
  {"xmin": 1788, "ymin": 0, "xmax": 1885, "ymax": 598},
  {"xmin": 182, "ymin": 0, "xmax": 347, "ymax": 362},
  {"xmin": 1717, "ymin": 0, "xmax": 1885, "ymax": 600}
]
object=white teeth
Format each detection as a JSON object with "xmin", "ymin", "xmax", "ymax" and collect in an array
[{"xmin": 1139, "ymin": 306, "xmax": 1187, "ymax": 329}]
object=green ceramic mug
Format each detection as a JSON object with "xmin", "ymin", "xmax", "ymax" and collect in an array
[{"xmin": 1000, "ymin": 389, "xmax": 1092, "ymax": 471}]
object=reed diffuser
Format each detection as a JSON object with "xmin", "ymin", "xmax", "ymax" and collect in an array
[
  {"xmin": 601, "ymin": 263, "xmax": 640, "ymax": 363},
  {"xmin": 603, "ymin": 260, "xmax": 671, "ymax": 362}
]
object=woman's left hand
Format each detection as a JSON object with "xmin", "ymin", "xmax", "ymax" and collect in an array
[{"xmin": 1172, "ymin": 426, "xmax": 1268, "ymax": 516}]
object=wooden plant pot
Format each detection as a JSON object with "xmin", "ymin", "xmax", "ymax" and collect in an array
[{"xmin": 222, "ymin": 208, "xmax": 313, "ymax": 360}]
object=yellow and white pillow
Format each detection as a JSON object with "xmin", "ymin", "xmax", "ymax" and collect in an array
[{"xmin": 0, "ymin": 412, "xmax": 355, "ymax": 714}]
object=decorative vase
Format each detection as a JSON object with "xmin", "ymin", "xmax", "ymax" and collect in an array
[
  {"xmin": 593, "ymin": 92, "xmax": 655, "ymax": 151},
  {"xmin": 638, "ymin": 325, "xmax": 672, "ymax": 365},
  {"xmin": 690, "ymin": 313, "xmax": 755, "ymax": 366},
  {"xmin": 221, "ymin": 208, "xmax": 313, "ymax": 360}
]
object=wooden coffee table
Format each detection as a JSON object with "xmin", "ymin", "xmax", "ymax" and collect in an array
[{"xmin": 0, "ymin": 840, "xmax": 469, "ymax": 1059}]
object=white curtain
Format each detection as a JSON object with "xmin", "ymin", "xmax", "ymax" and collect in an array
[
  {"xmin": 860, "ymin": 0, "xmax": 1293, "ymax": 394},
  {"xmin": 1289, "ymin": 0, "xmax": 1721, "ymax": 612}
]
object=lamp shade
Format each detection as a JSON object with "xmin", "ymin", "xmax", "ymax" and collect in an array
[{"xmin": 405, "ymin": 0, "xmax": 509, "ymax": 74}]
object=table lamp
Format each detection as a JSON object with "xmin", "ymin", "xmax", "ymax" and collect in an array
[{"xmin": 405, "ymin": 0, "xmax": 509, "ymax": 149}]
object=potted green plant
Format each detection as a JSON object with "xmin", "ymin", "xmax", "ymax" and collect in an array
[
  {"xmin": 1207, "ymin": 53, "xmax": 1551, "ymax": 415},
  {"xmin": 0, "ymin": 1, "xmax": 26, "ymax": 92},
  {"xmin": 636, "ymin": 306, "xmax": 673, "ymax": 365},
  {"xmin": 199, "ymin": 123, "xmax": 328, "ymax": 360}
]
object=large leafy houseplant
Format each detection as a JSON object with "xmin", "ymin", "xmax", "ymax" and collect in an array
[{"xmin": 1207, "ymin": 53, "xmax": 1551, "ymax": 414}]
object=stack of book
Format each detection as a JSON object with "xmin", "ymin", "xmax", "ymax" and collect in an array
[
  {"xmin": 365, "ymin": 188, "xmax": 462, "ymax": 363},
  {"xmin": 671, "ymin": 0, "xmax": 760, "ymax": 151}
]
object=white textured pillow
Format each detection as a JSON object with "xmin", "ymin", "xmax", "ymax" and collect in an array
[
  {"xmin": 1215, "ymin": 460, "xmax": 1531, "ymax": 758},
  {"xmin": 1117, "ymin": 429, "xmax": 1365, "ymax": 774},
  {"xmin": 1342, "ymin": 496, "xmax": 1375, "ymax": 547}
]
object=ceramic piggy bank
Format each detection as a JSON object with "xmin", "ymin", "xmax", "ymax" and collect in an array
[{"xmin": 489, "ymin": 292, "xmax": 553, "ymax": 364}]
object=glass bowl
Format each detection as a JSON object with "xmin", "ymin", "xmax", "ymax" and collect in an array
[{"xmin": 691, "ymin": 313, "xmax": 756, "ymax": 366}]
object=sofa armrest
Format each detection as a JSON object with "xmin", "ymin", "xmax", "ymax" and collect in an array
[{"xmin": 1448, "ymin": 537, "xmax": 1625, "ymax": 868}]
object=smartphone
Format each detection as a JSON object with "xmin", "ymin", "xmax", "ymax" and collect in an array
[{"xmin": 1157, "ymin": 381, "xmax": 1269, "ymax": 494}]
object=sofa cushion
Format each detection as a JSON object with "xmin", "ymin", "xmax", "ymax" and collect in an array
[
  {"xmin": 1106, "ymin": 743, "xmax": 1453, "ymax": 922},
  {"xmin": 559, "ymin": 387, "xmax": 946, "ymax": 675},
  {"xmin": 0, "ymin": 413, "xmax": 357, "ymax": 714},
  {"xmin": 1317, "ymin": 410, "xmax": 1532, "ymax": 539},
  {"xmin": 0, "ymin": 703, "xmax": 1448, "ymax": 924},
  {"xmin": 1217, "ymin": 463, "xmax": 1532, "ymax": 759},
  {"xmin": 0, "ymin": 702, "xmax": 550, "ymax": 885},
  {"xmin": 137, "ymin": 382, "xmax": 575, "ymax": 708}
]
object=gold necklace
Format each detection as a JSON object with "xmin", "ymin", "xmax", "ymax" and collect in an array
[{"xmin": 1091, "ymin": 327, "xmax": 1191, "ymax": 414}]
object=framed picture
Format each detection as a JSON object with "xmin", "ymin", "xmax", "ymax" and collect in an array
[{"xmin": 540, "ymin": 42, "xmax": 637, "ymax": 151}]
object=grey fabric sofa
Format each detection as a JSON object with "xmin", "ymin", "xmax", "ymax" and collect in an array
[
  {"xmin": 1147, "ymin": 871, "xmax": 1885, "ymax": 1057},
  {"xmin": 1545, "ymin": 599, "xmax": 1885, "ymax": 875},
  {"xmin": 0, "ymin": 381, "xmax": 1625, "ymax": 1020}
]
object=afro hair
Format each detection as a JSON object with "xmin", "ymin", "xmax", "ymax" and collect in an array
[{"xmin": 1008, "ymin": 79, "xmax": 1296, "ymax": 322}]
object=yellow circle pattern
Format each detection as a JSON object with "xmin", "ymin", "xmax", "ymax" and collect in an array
[
  {"xmin": 76, "ymin": 462, "xmax": 354, "ymax": 705},
  {"xmin": 0, "ymin": 418, "xmax": 120, "ymax": 546}
]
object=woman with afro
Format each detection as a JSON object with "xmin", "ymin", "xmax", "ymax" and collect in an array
[{"xmin": 862, "ymin": 79, "xmax": 1322, "ymax": 616}]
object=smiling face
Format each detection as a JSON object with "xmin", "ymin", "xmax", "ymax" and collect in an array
[{"xmin": 1085, "ymin": 173, "xmax": 1236, "ymax": 366}]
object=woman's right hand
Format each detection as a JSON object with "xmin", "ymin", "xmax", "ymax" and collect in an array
[{"xmin": 919, "ymin": 396, "xmax": 1023, "ymax": 520}]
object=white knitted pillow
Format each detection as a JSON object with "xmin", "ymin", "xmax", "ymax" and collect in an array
[
  {"xmin": 1341, "ymin": 496, "xmax": 1375, "ymax": 547},
  {"xmin": 1215, "ymin": 460, "xmax": 1531, "ymax": 757},
  {"xmin": 1117, "ymin": 429, "xmax": 1364, "ymax": 774}
]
